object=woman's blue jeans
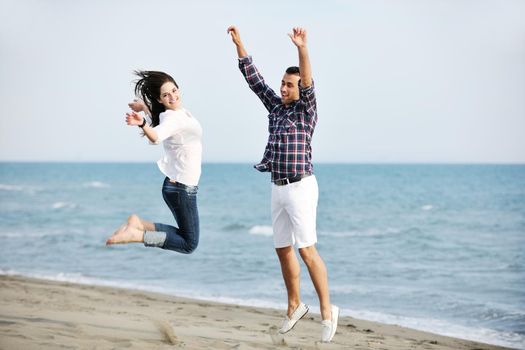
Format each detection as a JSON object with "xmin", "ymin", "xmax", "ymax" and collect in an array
[{"xmin": 147, "ymin": 177, "xmax": 199, "ymax": 254}]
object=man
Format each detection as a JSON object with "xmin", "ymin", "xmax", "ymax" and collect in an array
[{"xmin": 227, "ymin": 26, "xmax": 339, "ymax": 343}]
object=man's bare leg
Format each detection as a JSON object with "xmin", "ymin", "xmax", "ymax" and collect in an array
[
  {"xmin": 299, "ymin": 245, "xmax": 331, "ymax": 320},
  {"xmin": 276, "ymin": 246, "xmax": 302, "ymax": 316}
]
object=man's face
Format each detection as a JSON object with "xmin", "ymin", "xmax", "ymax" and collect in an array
[{"xmin": 280, "ymin": 73, "xmax": 300, "ymax": 105}]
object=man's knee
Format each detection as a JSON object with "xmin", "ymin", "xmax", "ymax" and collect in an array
[
  {"xmin": 298, "ymin": 245, "xmax": 318, "ymax": 264},
  {"xmin": 276, "ymin": 245, "xmax": 294, "ymax": 260}
]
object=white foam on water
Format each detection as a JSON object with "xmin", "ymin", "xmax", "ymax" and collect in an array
[
  {"xmin": 422, "ymin": 204, "xmax": 434, "ymax": 211},
  {"xmin": 0, "ymin": 183, "xmax": 41, "ymax": 194},
  {"xmin": 51, "ymin": 202, "xmax": 77, "ymax": 209},
  {"xmin": 83, "ymin": 181, "xmax": 110, "ymax": 188},
  {"xmin": 248, "ymin": 225, "xmax": 273, "ymax": 236},
  {"xmin": 0, "ymin": 232, "xmax": 25, "ymax": 238},
  {"xmin": 0, "ymin": 269, "xmax": 285, "ymax": 312},
  {"xmin": 343, "ymin": 307, "xmax": 525, "ymax": 350},
  {"xmin": 0, "ymin": 269, "xmax": 166, "ymax": 296},
  {"xmin": 328, "ymin": 283, "xmax": 370, "ymax": 295},
  {"xmin": 171, "ymin": 292, "xmax": 286, "ymax": 312},
  {"xmin": 0, "ymin": 230, "xmax": 64, "ymax": 238},
  {"xmin": 321, "ymin": 227, "xmax": 401, "ymax": 238},
  {"xmin": 0, "ymin": 184, "xmax": 25, "ymax": 191}
]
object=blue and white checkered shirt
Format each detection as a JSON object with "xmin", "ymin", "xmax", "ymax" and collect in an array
[{"xmin": 238, "ymin": 56, "xmax": 318, "ymax": 182}]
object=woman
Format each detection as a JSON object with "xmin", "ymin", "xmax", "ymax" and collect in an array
[{"xmin": 106, "ymin": 71, "xmax": 202, "ymax": 254}]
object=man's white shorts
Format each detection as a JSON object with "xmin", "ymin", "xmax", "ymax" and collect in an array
[{"xmin": 271, "ymin": 175, "xmax": 318, "ymax": 249}]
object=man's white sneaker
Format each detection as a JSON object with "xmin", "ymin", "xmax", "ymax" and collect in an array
[
  {"xmin": 278, "ymin": 302, "xmax": 309, "ymax": 334},
  {"xmin": 321, "ymin": 304, "xmax": 339, "ymax": 342}
]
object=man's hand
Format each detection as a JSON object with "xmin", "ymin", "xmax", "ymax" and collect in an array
[
  {"xmin": 288, "ymin": 27, "xmax": 307, "ymax": 48},
  {"xmin": 289, "ymin": 27, "xmax": 312, "ymax": 88},
  {"xmin": 227, "ymin": 26, "xmax": 242, "ymax": 46},
  {"xmin": 227, "ymin": 25, "xmax": 248, "ymax": 58}
]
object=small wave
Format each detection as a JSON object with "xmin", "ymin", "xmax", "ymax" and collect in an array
[
  {"xmin": 345, "ymin": 308, "xmax": 525, "ymax": 349},
  {"xmin": 0, "ymin": 184, "xmax": 25, "ymax": 191},
  {"xmin": 222, "ymin": 223, "xmax": 248, "ymax": 231},
  {"xmin": 421, "ymin": 204, "xmax": 434, "ymax": 211},
  {"xmin": 0, "ymin": 183, "xmax": 40, "ymax": 194},
  {"xmin": 0, "ymin": 270, "xmax": 127, "ymax": 290},
  {"xmin": 0, "ymin": 231, "xmax": 36, "ymax": 238},
  {"xmin": 0, "ymin": 229, "xmax": 71, "ymax": 238},
  {"xmin": 321, "ymin": 227, "xmax": 401, "ymax": 238},
  {"xmin": 51, "ymin": 202, "xmax": 77, "ymax": 210},
  {"xmin": 248, "ymin": 225, "xmax": 273, "ymax": 236},
  {"xmin": 0, "ymin": 269, "xmax": 286, "ymax": 311},
  {"xmin": 83, "ymin": 181, "xmax": 110, "ymax": 188},
  {"xmin": 329, "ymin": 284, "xmax": 370, "ymax": 295}
]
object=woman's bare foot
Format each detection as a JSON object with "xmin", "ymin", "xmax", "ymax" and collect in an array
[
  {"xmin": 127, "ymin": 214, "xmax": 145, "ymax": 231},
  {"xmin": 106, "ymin": 214, "xmax": 145, "ymax": 245}
]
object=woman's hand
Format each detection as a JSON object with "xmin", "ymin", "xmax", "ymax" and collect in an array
[
  {"xmin": 128, "ymin": 99, "xmax": 147, "ymax": 113},
  {"xmin": 125, "ymin": 111, "xmax": 144, "ymax": 126}
]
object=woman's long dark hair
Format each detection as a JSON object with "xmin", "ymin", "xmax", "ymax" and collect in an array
[{"xmin": 133, "ymin": 70, "xmax": 178, "ymax": 127}]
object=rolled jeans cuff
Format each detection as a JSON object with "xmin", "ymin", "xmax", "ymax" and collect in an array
[{"xmin": 143, "ymin": 230, "xmax": 167, "ymax": 247}]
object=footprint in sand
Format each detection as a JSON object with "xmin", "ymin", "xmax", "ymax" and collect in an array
[{"xmin": 315, "ymin": 341, "xmax": 343, "ymax": 349}]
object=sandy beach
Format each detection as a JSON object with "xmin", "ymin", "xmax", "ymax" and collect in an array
[{"xmin": 0, "ymin": 275, "xmax": 515, "ymax": 350}]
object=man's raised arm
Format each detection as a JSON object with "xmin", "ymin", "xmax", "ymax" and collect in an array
[
  {"xmin": 288, "ymin": 27, "xmax": 312, "ymax": 88},
  {"xmin": 227, "ymin": 26, "xmax": 248, "ymax": 58}
]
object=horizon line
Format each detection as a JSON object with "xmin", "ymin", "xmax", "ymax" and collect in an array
[{"xmin": 1, "ymin": 160, "xmax": 524, "ymax": 166}]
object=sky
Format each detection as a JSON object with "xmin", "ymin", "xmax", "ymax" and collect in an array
[{"xmin": 1, "ymin": 0, "xmax": 524, "ymax": 163}]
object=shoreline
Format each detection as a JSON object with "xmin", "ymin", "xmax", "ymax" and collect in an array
[{"xmin": 0, "ymin": 274, "xmax": 516, "ymax": 350}]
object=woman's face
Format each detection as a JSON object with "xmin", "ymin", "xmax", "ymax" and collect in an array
[{"xmin": 158, "ymin": 81, "xmax": 181, "ymax": 110}]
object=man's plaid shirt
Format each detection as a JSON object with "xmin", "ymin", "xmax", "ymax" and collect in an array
[{"xmin": 238, "ymin": 56, "xmax": 318, "ymax": 182}]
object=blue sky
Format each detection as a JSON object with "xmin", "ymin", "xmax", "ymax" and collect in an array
[{"xmin": 1, "ymin": 0, "xmax": 524, "ymax": 163}]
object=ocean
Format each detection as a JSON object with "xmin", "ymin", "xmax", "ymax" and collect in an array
[{"xmin": 0, "ymin": 162, "xmax": 523, "ymax": 349}]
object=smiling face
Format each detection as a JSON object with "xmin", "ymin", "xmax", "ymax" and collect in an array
[
  {"xmin": 280, "ymin": 73, "xmax": 300, "ymax": 105},
  {"xmin": 158, "ymin": 81, "xmax": 181, "ymax": 110}
]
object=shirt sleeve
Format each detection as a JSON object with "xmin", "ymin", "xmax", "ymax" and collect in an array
[
  {"xmin": 151, "ymin": 112, "xmax": 181, "ymax": 144},
  {"xmin": 238, "ymin": 56, "xmax": 281, "ymax": 113},
  {"xmin": 299, "ymin": 80, "xmax": 318, "ymax": 127},
  {"xmin": 253, "ymin": 143, "xmax": 272, "ymax": 172}
]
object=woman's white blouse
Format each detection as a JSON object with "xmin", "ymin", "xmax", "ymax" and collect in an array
[{"xmin": 152, "ymin": 108, "xmax": 202, "ymax": 186}]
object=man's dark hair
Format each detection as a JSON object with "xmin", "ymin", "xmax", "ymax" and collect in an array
[{"xmin": 285, "ymin": 66, "xmax": 300, "ymax": 75}]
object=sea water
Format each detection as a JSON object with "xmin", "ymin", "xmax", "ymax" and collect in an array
[{"xmin": 0, "ymin": 162, "xmax": 523, "ymax": 348}]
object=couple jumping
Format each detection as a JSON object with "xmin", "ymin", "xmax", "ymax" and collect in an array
[{"xmin": 105, "ymin": 26, "xmax": 339, "ymax": 343}]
